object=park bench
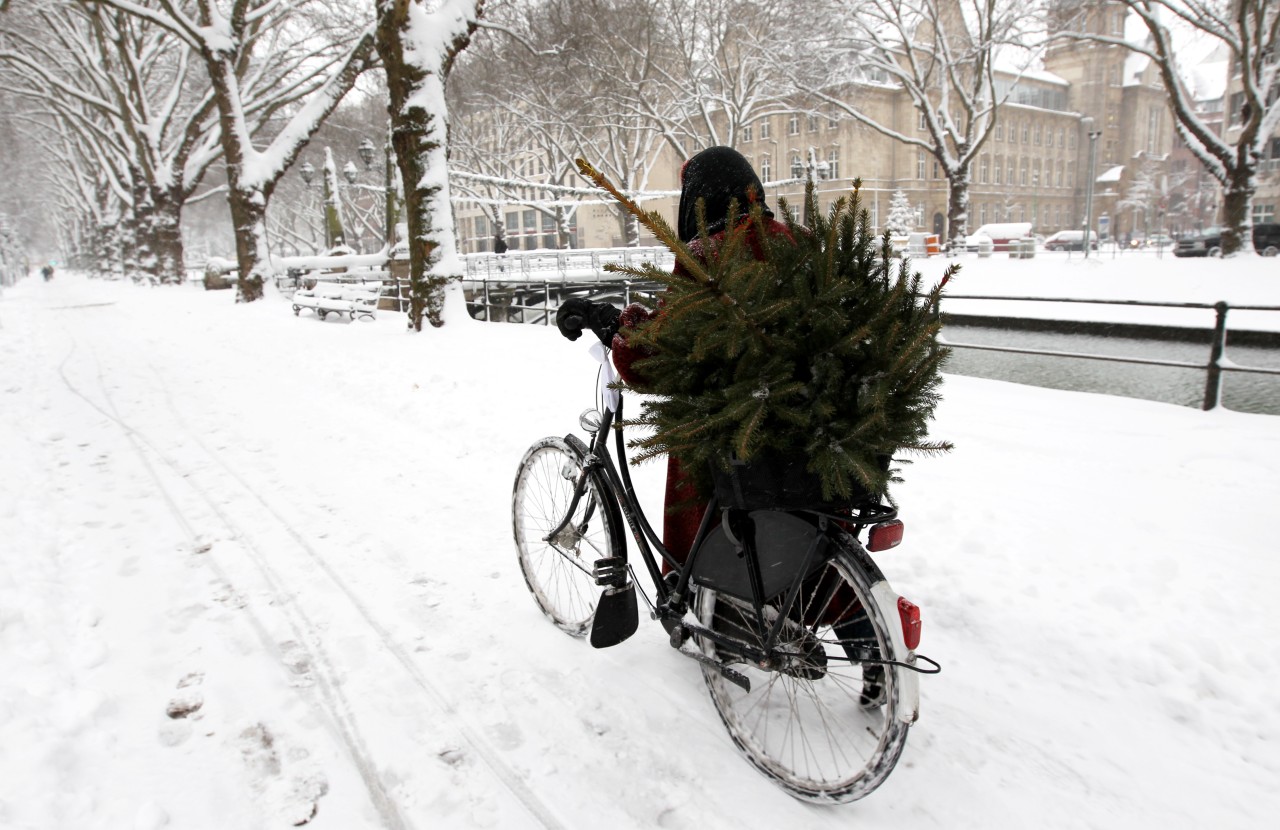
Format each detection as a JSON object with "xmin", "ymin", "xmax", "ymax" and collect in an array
[{"xmin": 291, "ymin": 280, "xmax": 382, "ymax": 321}]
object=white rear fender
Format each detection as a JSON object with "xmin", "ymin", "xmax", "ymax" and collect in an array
[{"xmin": 869, "ymin": 580, "xmax": 921, "ymax": 724}]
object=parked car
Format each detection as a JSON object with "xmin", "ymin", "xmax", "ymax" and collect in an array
[
  {"xmin": 1043, "ymin": 230, "xmax": 1099, "ymax": 252},
  {"xmin": 1143, "ymin": 233, "xmax": 1175, "ymax": 249},
  {"xmin": 1174, "ymin": 224, "xmax": 1280, "ymax": 257},
  {"xmin": 964, "ymin": 222, "xmax": 1034, "ymax": 253}
]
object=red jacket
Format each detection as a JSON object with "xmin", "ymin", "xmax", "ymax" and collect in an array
[{"xmin": 610, "ymin": 217, "xmax": 793, "ymax": 564}]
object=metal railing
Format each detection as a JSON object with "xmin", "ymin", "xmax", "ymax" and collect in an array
[
  {"xmin": 464, "ymin": 279, "xmax": 1280, "ymax": 412},
  {"xmin": 936, "ymin": 295, "xmax": 1280, "ymax": 410}
]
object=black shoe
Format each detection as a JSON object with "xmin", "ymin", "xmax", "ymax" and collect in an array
[{"xmin": 859, "ymin": 664, "xmax": 886, "ymax": 708}]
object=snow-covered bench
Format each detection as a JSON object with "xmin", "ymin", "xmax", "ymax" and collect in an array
[{"xmin": 291, "ymin": 281, "xmax": 382, "ymax": 321}]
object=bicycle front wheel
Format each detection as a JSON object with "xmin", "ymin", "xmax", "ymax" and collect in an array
[
  {"xmin": 512, "ymin": 437, "xmax": 620, "ymax": 636},
  {"xmin": 694, "ymin": 534, "xmax": 909, "ymax": 803}
]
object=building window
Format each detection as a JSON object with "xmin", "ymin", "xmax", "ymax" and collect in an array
[
  {"xmin": 808, "ymin": 114, "xmax": 819, "ymax": 132},
  {"xmin": 827, "ymin": 148, "xmax": 840, "ymax": 180},
  {"xmin": 791, "ymin": 155, "xmax": 804, "ymax": 179},
  {"xmin": 1007, "ymin": 158, "xmax": 1016, "ymax": 185},
  {"xmin": 1067, "ymin": 161, "xmax": 1075, "ymax": 188},
  {"xmin": 1020, "ymin": 157, "xmax": 1028, "ymax": 186},
  {"xmin": 980, "ymin": 203, "xmax": 988, "ymax": 224},
  {"xmin": 1069, "ymin": 131, "xmax": 1076, "ymax": 150},
  {"xmin": 743, "ymin": 124, "xmax": 753, "ymax": 143},
  {"xmin": 788, "ymin": 113, "xmax": 800, "ymax": 135},
  {"xmin": 759, "ymin": 118, "xmax": 771, "ymax": 139},
  {"xmin": 1056, "ymin": 160, "xmax": 1064, "ymax": 188},
  {"xmin": 918, "ymin": 110, "xmax": 927, "ymax": 130},
  {"xmin": 995, "ymin": 122, "xmax": 1004, "ymax": 141},
  {"xmin": 933, "ymin": 160, "xmax": 941, "ymax": 179},
  {"xmin": 918, "ymin": 151, "xmax": 926, "ymax": 179},
  {"xmin": 505, "ymin": 211, "xmax": 518, "ymax": 232},
  {"xmin": 1254, "ymin": 204, "xmax": 1276, "ymax": 223},
  {"xmin": 980, "ymin": 154, "xmax": 990, "ymax": 183},
  {"xmin": 1043, "ymin": 205, "xmax": 1050, "ymax": 226},
  {"xmin": 994, "ymin": 155, "xmax": 1003, "ymax": 185},
  {"xmin": 1058, "ymin": 127, "xmax": 1066, "ymax": 148},
  {"xmin": 760, "ymin": 155, "xmax": 771, "ymax": 182},
  {"xmin": 1032, "ymin": 158, "xmax": 1041, "ymax": 187},
  {"xmin": 1022, "ymin": 122, "xmax": 1030, "ymax": 144},
  {"xmin": 1035, "ymin": 124, "xmax": 1042, "ymax": 145},
  {"xmin": 828, "ymin": 108, "xmax": 838, "ymax": 128}
]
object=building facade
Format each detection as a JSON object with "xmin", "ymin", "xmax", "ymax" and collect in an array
[{"xmin": 455, "ymin": 1, "xmax": 1268, "ymax": 253}]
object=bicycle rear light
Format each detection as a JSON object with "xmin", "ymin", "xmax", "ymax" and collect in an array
[
  {"xmin": 867, "ymin": 519, "xmax": 904, "ymax": 551},
  {"xmin": 897, "ymin": 597, "xmax": 922, "ymax": 650}
]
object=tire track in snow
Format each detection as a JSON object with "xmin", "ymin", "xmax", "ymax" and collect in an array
[
  {"xmin": 54, "ymin": 341, "xmax": 414, "ymax": 830},
  {"xmin": 54, "ymin": 335, "xmax": 565, "ymax": 830},
  {"xmin": 144, "ymin": 367, "xmax": 567, "ymax": 830}
]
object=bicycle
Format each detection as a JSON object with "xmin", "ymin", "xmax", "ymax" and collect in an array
[{"xmin": 511, "ymin": 343, "xmax": 939, "ymax": 803}]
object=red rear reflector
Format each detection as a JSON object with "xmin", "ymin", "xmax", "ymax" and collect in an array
[
  {"xmin": 867, "ymin": 519, "xmax": 904, "ymax": 551},
  {"xmin": 898, "ymin": 597, "xmax": 922, "ymax": 650}
]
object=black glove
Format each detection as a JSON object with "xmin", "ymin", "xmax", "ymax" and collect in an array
[{"xmin": 556, "ymin": 298, "xmax": 621, "ymax": 345}]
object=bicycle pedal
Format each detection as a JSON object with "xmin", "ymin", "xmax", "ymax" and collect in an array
[
  {"xmin": 676, "ymin": 645, "xmax": 752, "ymax": 693},
  {"xmin": 592, "ymin": 557, "xmax": 627, "ymax": 588}
]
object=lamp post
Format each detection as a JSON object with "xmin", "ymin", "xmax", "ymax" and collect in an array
[
  {"xmin": 360, "ymin": 135, "xmax": 398, "ymax": 248},
  {"xmin": 1082, "ymin": 116, "xmax": 1103, "ymax": 259},
  {"xmin": 299, "ymin": 135, "xmax": 401, "ymax": 254}
]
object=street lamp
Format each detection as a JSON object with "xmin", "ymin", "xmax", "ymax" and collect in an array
[{"xmin": 1082, "ymin": 116, "xmax": 1103, "ymax": 259}]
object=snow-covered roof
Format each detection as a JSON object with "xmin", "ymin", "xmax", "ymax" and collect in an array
[
  {"xmin": 1188, "ymin": 60, "xmax": 1229, "ymax": 103},
  {"xmin": 1015, "ymin": 68, "xmax": 1070, "ymax": 87},
  {"xmin": 1097, "ymin": 165, "xmax": 1126, "ymax": 183},
  {"xmin": 1123, "ymin": 52, "xmax": 1152, "ymax": 87}
]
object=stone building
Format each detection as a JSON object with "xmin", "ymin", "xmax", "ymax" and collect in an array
[{"xmin": 455, "ymin": 1, "xmax": 1265, "ymax": 253}]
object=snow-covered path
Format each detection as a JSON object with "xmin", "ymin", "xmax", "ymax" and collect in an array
[{"xmin": 1, "ymin": 273, "xmax": 1277, "ymax": 829}]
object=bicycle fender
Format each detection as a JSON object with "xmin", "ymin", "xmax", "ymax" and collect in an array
[{"xmin": 869, "ymin": 580, "xmax": 921, "ymax": 725}]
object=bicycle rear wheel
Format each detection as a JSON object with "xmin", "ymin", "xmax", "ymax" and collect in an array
[
  {"xmin": 512, "ymin": 437, "xmax": 620, "ymax": 636},
  {"xmin": 694, "ymin": 533, "xmax": 909, "ymax": 803}
]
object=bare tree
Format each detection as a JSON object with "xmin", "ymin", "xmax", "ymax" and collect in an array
[
  {"xmin": 1059, "ymin": 0, "xmax": 1279, "ymax": 255},
  {"xmin": 790, "ymin": 0, "xmax": 1044, "ymax": 248},
  {"xmin": 81, "ymin": 0, "xmax": 377, "ymax": 299},
  {"xmin": 1, "ymin": 2, "xmax": 222, "ymax": 283},
  {"xmin": 375, "ymin": 0, "xmax": 483, "ymax": 330}
]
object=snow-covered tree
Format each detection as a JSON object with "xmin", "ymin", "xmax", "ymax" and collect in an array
[
  {"xmin": 789, "ymin": 0, "xmax": 1045, "ymax": 248},
  {"xmin": 1, "ymin": 2, "xmax": 223, "ymax": 283},
  {"xmin": 81, "ymin": 0, "xmax": 377, "ymax": 300},
  {"xmin": 1059, "ymin": 0, "xmax": 1279, "ymax": 255},
  {"xmin": 375, "ymin": 0, "xmax": 483, "ymax": 329},
  {"xmin": 885, "ymin": 188, "xmax": 917, "ymax": 235}
]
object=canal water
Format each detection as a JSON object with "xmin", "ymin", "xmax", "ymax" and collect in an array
[{"xmin": 942, "ymin": 324, "xmax": 1280, "ymax": 416}]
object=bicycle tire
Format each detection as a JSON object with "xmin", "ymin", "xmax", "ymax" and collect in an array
[
  {"xmin": 694, "ymin": 530, "xmax": 910, "ymax": 802},
  {"xmin": 512, "ymin": 437, "xmax": 621, "ymax": 636}
]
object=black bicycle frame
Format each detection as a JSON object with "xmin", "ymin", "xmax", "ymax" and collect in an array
[{"xmin": 544, "ymin": 388, "xmax": 890, "ymax": 664}]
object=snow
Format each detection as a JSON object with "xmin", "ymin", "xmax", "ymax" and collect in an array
[
  {"xmin": 1, "ymin": 258, "xmax": 1278, "ymax": 829},
  {"xmin": 1096, "ymin": 164, "xmax": 1126, "ymax": 183}
]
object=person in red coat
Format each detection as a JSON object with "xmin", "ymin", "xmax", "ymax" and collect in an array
[{"xmin": 556, "ymin": 146, "xmax": 792, "ymax": 568}]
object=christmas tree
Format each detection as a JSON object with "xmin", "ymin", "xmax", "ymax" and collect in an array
[
  {"xmin": 576, "ymin": 159, "xmax": 953, "ymax": 504},
  {"xmin": 886, "ymin": 189, "xmax": 916, "ymax": 237}
]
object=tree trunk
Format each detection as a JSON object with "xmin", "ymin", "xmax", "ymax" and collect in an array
[
  {"xmin": 555, "ymin": 205, "xmax": 573, "ymax": 249},
  {"xmin": 377, "ymin": 1, "xmax": 479, "ymax": 330},
  {"xmin": 946, "ymin": 167, "xmax": 971, "ymax": 250},
  {"xmin": 1219, "ymin": 166, "xmax": 1257, "ymax": 256},
  {"xmin": 152, "ymin": 191, "xmax": 185, "ymax": 284},
  {"xmin": 227, "ymin": 184, "xmax": 270, "ymax": 302}
]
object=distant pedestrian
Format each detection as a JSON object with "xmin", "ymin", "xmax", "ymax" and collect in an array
[{"xmin": 41, "ymin": 264, "xmax": 54, "ymax": 281}]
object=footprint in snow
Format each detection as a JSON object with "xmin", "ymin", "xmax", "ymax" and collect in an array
[{"xmin": 236, "ymin": 724, "xmax": 329, "ymax": 827}]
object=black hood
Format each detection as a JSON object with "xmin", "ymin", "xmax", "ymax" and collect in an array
[{"xmin": 676, "ymin": 146, "xmax": 773, "ymax": 243}]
